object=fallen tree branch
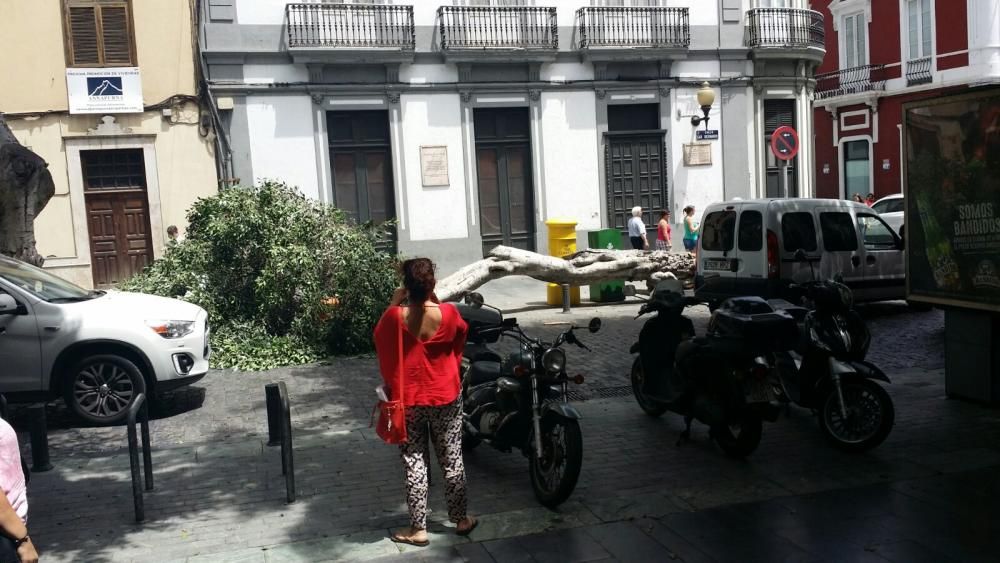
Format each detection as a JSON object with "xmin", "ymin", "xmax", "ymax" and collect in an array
[{"xmin": 436, "ymin": 245, "xmax": 695, "ymax": 302}]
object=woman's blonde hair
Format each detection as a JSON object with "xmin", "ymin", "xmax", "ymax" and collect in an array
[{"xmin": 631, "ymin": 206, "xmax": 642, "ymax": 217}]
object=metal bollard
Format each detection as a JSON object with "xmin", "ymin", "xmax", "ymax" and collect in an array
[
  {"xmin": 265, "ymin": 383, "xmax": 283, "ymax": 447},
  {"xmin": 27, "ymin": 405, "xmax": 52, "ymax": 472},
  {"xmin": 278, "ymin": 381, "xmax": 296, "ymax": 504},
  {"xmin": 561, "ymin": 284, "xmax": 572, "ymax": 313},
  {"xmin": 140, "ymin": 401, "xmax": 153, "ymax": 492},
  {"xmin": 127, "ymin": 394, "xmax": 147, "ymax": 523}
]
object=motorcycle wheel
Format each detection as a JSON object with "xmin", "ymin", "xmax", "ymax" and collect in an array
[
  {"xmin": 529, "ymin": 416, "xmax": 583, "ymax": 508},
  {"xmin": 630, "ymin": 358, "xmax": 669, "ymax": 417},
  {"xmin": 711, "ymin": 413, "xmax": 763, "ymax": 458},
  {"xmin": 819, "ymin": 379, "xmax": 895, "ymax": 452}
]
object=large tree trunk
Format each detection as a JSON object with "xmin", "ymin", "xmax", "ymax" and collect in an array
[
  {"xmin": 436, "ymin": 245, "xmax": 695, "ymax": 302},
  {"xmin": 0, "ymin": 117, "xmax": 55, "ymax": 266}
]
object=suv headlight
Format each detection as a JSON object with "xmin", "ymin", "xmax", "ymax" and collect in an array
[{"xmin": 146, "ymin": 320, "xmax": 196, "ymax": 339}]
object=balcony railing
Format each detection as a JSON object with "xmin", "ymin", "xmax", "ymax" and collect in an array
[
  {"xmin": 286, "ymin": 4, "xmax": 414, "ymax": 50},
  {"xmin": 815, "ymin": 64, "xmax": 887, "ymax": 100},
  {"xmin": 906, "ymin": 57, "xmax": 932, "ymax": 86},
  {"xmin": 438, "ymin": 6, "xmax": 557, "ymax": 51},
  {"xmin": 576, "ymin": 7, "xmax": 689, "ymax": 49},
  {"xmin": 745, "ymin": 8, "xmax": 824, "ymax": 50}
]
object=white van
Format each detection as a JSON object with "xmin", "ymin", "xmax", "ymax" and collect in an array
[{"xmin": 693, "ymin": 199, "xmax": 905, "ymax": 307}]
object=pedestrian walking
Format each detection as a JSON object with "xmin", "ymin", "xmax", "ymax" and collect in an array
[
  {"xmin": 627, "ymin": 206, "xmax": 649, "ymax": 250},
  {"xmin": 866, "ymin": 193, "xmax": 875, "ymax": 207},
  {"xmin": 655, "ymin": 210, "xmax": 672, "ymax": 251},
  {"xmin": 374, "ymin": 258, "xmax": 477, "ymax": 547},
  {"xmin": 852, "ymin": 193, "xmax": 865, "ymax": 204},
  {"xmin": 0, "ymin": 418, "xmax": 37, "ymax": 563},
  {"xmin": 682, "ymin": 205, "xmax": 699, "ymax": 253}
]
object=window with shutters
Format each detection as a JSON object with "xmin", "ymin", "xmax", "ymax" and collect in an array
[{"xmin": 63, "ymin": 0, "xmax": 136, "ymax": 67}]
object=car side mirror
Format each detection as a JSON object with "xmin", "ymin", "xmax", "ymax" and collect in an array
[
  {"xmin": 896, "ymin": 236, "xmax": 905, "ymax": 250},
  {"xmin": 0, "ymin": 294, "xmax": 23, "ymax": 316},
  {"xmin": 794, "ymin": 249, "xmax": 807, "ymax": 262},
  {"xmin": 588, "ymin": 318, "xmax": 602, "ymax": 333}
]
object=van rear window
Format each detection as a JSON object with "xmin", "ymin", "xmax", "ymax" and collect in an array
[
  {"xmin": 738, "ymin": 210, "xmax": 763, "ymax": 251},
  {"xmin": 702, "ymin": 211, "xmax": 736, "ymax": 251},
  {"xmin": 781, "ymin": 212, "xmax": 818, "ymax": 252},
  {"xmin": 820, "ymin": 212, "xmax": 859, "ymax": 251}
]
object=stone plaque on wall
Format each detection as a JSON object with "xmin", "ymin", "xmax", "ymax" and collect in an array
[
  {"xmin": 420, "ymin": 146, "xmax": 449, "ymax": 187},
  {"xmin": 683, "ymin": 143, "xmax": 712, "ymax": 166}
]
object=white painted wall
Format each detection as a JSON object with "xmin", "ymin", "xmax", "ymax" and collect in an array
[
  {"xmin": 399, "ymin": 64, "xmax": 458, "ymax": 84},
  {"xmin": 244, "ymin": 64, "xmax": 309, "ymax": 84},
  {"xmin": 234, "ymin": 0, "xmax": 285, "ymax": 25},
  {"xmin": 539, "ymin": 91, "xmax": 602, "ymax": 231},
  {"xmin": 399, "ymin": 93, "xmax": 469, "ymax": 241},
  {"xmin": 541, "ymin": 63, "xmax": 595, "ymax": 82},
  {"xmin": 670, "ymin": 85, "xmax": 726, "ymax": 222},
  {"xmin": 245, "ymin": 95, "xmax": 321, "ymax": 199}
]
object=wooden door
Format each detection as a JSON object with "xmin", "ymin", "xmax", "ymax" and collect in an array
[
  {"xmin": 474, "ymin": 107, "xmax": 536, "ymax": 256},
  {"xmin": 81, "ymin": 149, "xmax": 153, "ymax": 288},
  {"xmin": 605, "ymin": 133, "xmax": 666, "ymax": 245},
  {"xmin": 328, "ymin": 111, "xmax": 396, "ymax": 252}
]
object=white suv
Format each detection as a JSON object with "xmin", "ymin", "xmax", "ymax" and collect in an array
[{"xmin": 0, "ymin": 255, "xmax": 209, "ymax": 425}]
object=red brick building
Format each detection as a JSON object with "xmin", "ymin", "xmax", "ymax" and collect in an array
[{"xmin": 812, "ymin": 0, "xmax": 1000, "ymax": 201}]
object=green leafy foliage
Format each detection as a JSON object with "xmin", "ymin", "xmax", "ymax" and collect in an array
[{"xmin": 120, "ymin": 181, "xmax": 398, "ymax": 370}]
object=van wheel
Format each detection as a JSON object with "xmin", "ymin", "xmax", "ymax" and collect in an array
[{"xmin": 64, "ymin": 355, "xmax": 146, "ymax": 425}]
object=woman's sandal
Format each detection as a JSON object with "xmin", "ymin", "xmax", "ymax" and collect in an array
[
  {"xmin": 390, "ymin": 531, "xmax": 430, "ymax": 547},
  {"xmin": 456, "ymin": 517, "xmax": 479, "ymax": 537}
]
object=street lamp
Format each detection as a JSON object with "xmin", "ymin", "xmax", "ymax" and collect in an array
[{"xmin": 690, "ymin": 82, "xmax": 715, "ymax": 129}]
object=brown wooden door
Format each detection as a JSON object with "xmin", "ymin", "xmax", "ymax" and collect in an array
[{"xmin": 81, "ymin": 149, "xmax": 153, "ymax": 287}]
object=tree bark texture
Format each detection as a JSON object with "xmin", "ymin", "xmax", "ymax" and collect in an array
[
  {"xmin": 0, "ymin": 117, "xmax": 55, "ymax": 266},
  {"xmin": 436, "ymin": 245, "xmax": 695, "ymax": 302}
]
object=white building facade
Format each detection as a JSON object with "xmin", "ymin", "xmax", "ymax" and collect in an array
[{"xmin": 202, "ymin": 0, "xmax": 825, "ymax": 273}]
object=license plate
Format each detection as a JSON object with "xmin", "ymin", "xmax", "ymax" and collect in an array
[
  {"xmin": 704, "ymin": 258, "xmax": 730, "ymax": 271},
  {"xmin": 746, "ymin": 380, "xmax": 775, "ymax": 403}
]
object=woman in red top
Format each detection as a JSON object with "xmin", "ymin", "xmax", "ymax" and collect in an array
[
  {"xmin": 374, "ymin": 258, "xmax": 477, "ymax": 547},
  {"xmin": 655, "ymin": 210, "xmax": 672, "ymax": 251}
]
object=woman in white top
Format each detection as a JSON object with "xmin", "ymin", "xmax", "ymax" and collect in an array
[{"xmin": 627, "ymin": 206, "xmax": 648, "ymax": 250}]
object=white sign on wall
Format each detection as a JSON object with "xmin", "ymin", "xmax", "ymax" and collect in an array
[
  {"xmin": 419, "ymin": 146, "xmax": 449, "ymax": 187},
  {"xmin": 66, "ymin": 67, "xmax": 144, "ymax": 114}
]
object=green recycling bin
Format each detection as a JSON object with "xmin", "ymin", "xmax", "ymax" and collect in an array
[{"xmin": 588, "ymin": 228, "xmax": 625, "ymax": 302}]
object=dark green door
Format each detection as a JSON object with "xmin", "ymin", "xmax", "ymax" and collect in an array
[{"xmin": 328, "ymin": 111, "xmax": 396, "ymax": 252}]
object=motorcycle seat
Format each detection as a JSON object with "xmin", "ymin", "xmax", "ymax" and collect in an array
[{"xmin": 468, "ymin": 361, "xmax": 502, "ymax": 386}]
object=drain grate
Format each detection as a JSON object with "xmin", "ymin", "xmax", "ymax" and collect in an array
[{"xmin": 565, "ymin": 385, "xmax": 633, "ymax": 402}]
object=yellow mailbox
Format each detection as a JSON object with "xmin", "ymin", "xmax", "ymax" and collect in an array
[{"xmin": 545, "ymin": 218, "xmax": 581, "ymax": 306}]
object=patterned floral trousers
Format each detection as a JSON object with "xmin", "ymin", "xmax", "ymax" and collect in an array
[{"xmin": 399, "ymin": 397, "xmax": 468, "ymax": 530}]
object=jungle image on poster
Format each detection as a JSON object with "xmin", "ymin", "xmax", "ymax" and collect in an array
[{"xmin": 904, "ymin": 89, "xmax": 1000, "ymax": 311}]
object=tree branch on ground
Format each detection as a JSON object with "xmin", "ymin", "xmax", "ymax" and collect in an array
[{"xmin": 436, "ymin": 245, "xmax": 696, "ymax": 302}]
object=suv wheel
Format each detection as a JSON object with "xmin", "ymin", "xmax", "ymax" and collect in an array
[{"xmin": 64, "ymin": 355, "xmax": 147, "ymax": 425}]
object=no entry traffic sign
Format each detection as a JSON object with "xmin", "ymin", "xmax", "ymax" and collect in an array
[{"xmin": 770, "ymin": 126, "xmax": 799, "ymax": 161}]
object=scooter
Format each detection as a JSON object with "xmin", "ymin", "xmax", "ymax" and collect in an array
[
  {"xmin": 766, "ymin": 249, "xmax": 895, "ymax": 452},
  {"xmin": 627, "ymin": 279, "xmax": 791, "ymax": 458}
]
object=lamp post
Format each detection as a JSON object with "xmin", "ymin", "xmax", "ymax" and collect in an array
[{"xmin": 690, "ymin": 82, "xmax": 715, "ymax": 130}]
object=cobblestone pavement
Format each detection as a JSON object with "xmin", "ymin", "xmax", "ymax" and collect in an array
[{"xmin": 14, "ymin": 277, "xmax": 979, "ymax": 562}]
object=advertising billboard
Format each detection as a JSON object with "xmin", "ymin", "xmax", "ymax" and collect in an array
[
  {"xmin": 904, "ymin": 89, "xmax": 1000, "ymax": 312},
  {"xmin": 66, "ymin": 67, "xmax": 143, "ymax": 114}
]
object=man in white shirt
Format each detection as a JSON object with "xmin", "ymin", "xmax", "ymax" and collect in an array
[{"xmin": 627, "ymin": 206, "xmax": 648, "ymax": 250}]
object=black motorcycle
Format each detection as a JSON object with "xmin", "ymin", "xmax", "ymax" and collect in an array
[
  {"xmin": 627, "ymin": 279, "xmax": 791, "ymax": 458},
  {"xmin": 766, "ymin": 250, "xmax": 895, "ymax": 452},
  {"xmin": 456, "ymin": 293, "xmax": 600, "ymax": 508}
]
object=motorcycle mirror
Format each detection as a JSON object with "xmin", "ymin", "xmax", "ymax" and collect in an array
[
  {"xmin": 623, "ymin": 285, "xmax": 637, "ymax": 297},
  {"xmin": 465, "ymin": 292, "xmax": 485, "ymax": 308},
  {"xmin": 588, "ymin": 318, "xmax": 602, "ymax": 333},
  {"xmin": 794, "ymin": 248, "xmax": 807, "ymax": 262},
  {"xmin": 503, "ymin": 317, "xmax": 517, "ymax": 327},
  {"xmin": 833, "ymin": 272, "xmax": 845, "ymax": 284}
]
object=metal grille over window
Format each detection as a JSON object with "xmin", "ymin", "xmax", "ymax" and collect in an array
[
  {"xmin": 576, "ymin": 7, "xmax": 689, "ymax": 49},
  {"xmin": 285, "ymin": 3, "xmax": 415, "ymax": 49},
  {"xmin": 438, "ymin": 6, "xmax": 558, "ymax": 51}
]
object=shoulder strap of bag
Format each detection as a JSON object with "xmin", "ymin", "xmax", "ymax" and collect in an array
[{"xmin": 397, "ymin": 306, "xmax": 405, "ymax": 401}]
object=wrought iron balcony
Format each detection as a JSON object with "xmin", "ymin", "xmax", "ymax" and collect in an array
[
  {"xmin": 745, "ymin": 8, "xmax": 824, "ymax": 53},
  {"xmin": 286, "ymin": 3, "xmax": 414, "ymax": 51},
  {"xmin": 438, "ymin": 6, "xmax": 558, "ymax": 52},
  {"xmin": 906, "ymin": 57, "xmax": 932, "ymax": 86},
  {"xmin": 815, "ymin": 64, "xmax": 887, "ymax": 100},
  {"xmin": 576, "ymin": 7, "xmax": 689, "ymax": 50}
]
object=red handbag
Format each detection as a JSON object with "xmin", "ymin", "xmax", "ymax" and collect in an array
[{"xmin": 374, "ymin": 307, "xmax": 408, "ymax": 444}]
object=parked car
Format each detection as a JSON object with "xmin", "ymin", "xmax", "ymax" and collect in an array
[
  {"xmin": 871, "ymin": 193, "xmax": 904, "ymax": 236},
  {"xmin": 0, "ymin": 255, "xmax": 209, "ymax": 425},
  {"xmin": 694, "ymin": 198, "xmax": 905, "ymax": 307}
]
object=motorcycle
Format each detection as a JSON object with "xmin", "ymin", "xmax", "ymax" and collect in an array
[
  {"xmin": 456, "ymin": 292, "xmax": 600, "ymax": 508},
  {"xmin": 626, "ymin": 279, "xmax": 791, "ymax": 458},
  {"xmin": 766, "ymin": 249, "xmax": 895, "ymax": 452}
]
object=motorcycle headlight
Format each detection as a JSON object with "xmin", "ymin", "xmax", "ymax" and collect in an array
[
  {"xmin": 146, "ymin": 320, "xmax": 196, "ymax": 339},
  {"xmin": 541, "ymin": 348, "xmax": 566, "ymax": 373}
]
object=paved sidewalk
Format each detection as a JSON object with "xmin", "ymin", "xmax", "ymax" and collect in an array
[{"xmin": 13, "ymin": 279, "xmax": 964, "ymax": 562}]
